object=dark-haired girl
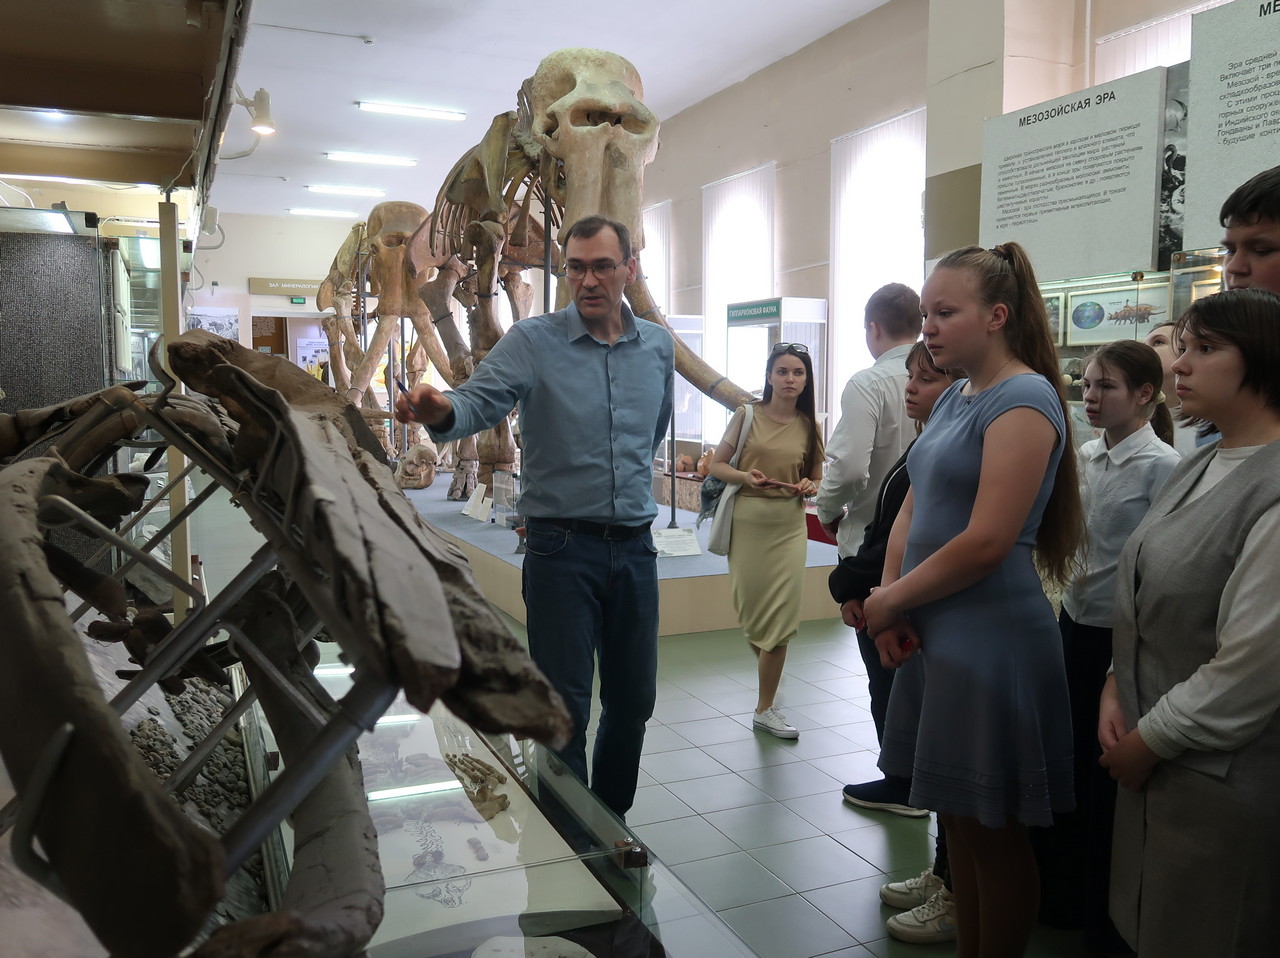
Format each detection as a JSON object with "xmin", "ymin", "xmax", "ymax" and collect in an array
[
  {"xmin": 1102, "ymin": 289, "xmax": 1280, "ymax": 958},
  {"xmin": 709, "ymin": 343, "xmax": 823, "ymax": 738},
  {"xmin": 1040, "ymin": 339, "xmax": 1179, "ymax": 948}
]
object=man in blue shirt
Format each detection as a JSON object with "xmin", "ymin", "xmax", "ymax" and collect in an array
[{"xmin": 395, "ymin": 215, "xmax": 674, "ymax": 817}]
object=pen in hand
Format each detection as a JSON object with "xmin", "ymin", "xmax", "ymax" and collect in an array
[{"xmin": 393, "ymin": 376, "xmax": 419, "ymax": 417}]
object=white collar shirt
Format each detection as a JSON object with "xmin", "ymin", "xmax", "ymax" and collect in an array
[
  {"xmin": 1063, "ymin": 422, "xmax": 1181, "ymax": 627},
  {"xmin": 814, "ymin": 343, "xmax": 915, "ymax": 557}
]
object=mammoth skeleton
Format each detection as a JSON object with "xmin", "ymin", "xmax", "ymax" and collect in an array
[{"xmin": 319, "ymin": 48, "xmax": 753, "ymax": 498}]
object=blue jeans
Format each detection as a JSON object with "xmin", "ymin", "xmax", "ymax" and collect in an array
[{"xmin": 521, "ymin": 521, "xmax": 659, "ymax": 818}]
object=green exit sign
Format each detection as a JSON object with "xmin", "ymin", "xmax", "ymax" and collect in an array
[{"xmin": 290, "ymin": 296, "xmax": 306, "ymax": 305}]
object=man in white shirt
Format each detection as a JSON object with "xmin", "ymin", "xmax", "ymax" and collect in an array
[{"xmin": 815, "ymin": 283, "xmax": 921, "ymax": 556}]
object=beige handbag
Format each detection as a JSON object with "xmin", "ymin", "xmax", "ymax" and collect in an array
[{"xmin": 706, "ymin": 405, "xmax": 754, "ymax": 556}]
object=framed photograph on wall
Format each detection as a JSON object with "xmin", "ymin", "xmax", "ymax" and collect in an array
[
  {"xmin": 1130, "ymin": 277, "xmax": 1172, "ymax": 341},
  {"xmin": 1042, "ymin": 292, "xmax": 1064, "ymax": 346},
  {"xmin": 184, "ymin": 306, "xmax": 240, "ymax": 341},
  {"xmin": 1067, "ymin": 286, "xmax": 1135, "ymax": 345},
  {"xmin": 1067, "ymin": 279, "xmax": 1171, "ymax": 346}
]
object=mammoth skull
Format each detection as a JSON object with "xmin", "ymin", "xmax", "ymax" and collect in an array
[
  {"xmin": 366, "ymin": 201, "xmax": 430, "ymax": 318},
  {"xmin": 395, "ymin": 441, "xmax": 439, "ymax": 490},
  {"xmin": 520, "ymin": 48, "xmax": 659, "ymax": 253}
]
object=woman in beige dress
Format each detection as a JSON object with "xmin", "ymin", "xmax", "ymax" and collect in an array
[{"xmin": 709, "ymin": 343, "xmax": 823, "ymax": 738}]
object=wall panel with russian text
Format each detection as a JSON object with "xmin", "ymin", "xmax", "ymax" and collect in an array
[
  {"xmin": 1183, "ymin": 0, "xmax": 1280, "ymax": 250},
  {"xmin": 979, "ymin": 69, "xmax": 1167, "ymax": 281}
]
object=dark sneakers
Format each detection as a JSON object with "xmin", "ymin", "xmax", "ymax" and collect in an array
[{"xmin": 841, "ymin": 777, "xmax": 930, "ymax": 819}]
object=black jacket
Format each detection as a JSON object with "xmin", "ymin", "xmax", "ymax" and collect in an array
[{"xmin": 827, "ymin": 441, "xmax": 914, "ymax": 604}]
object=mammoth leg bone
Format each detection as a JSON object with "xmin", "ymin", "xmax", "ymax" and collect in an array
[
  {"xmin": 447, "ymin": 441, "xmax": 480, "ymax": 502},
  {"xmin": 321, "ymin": 309, "xmax": 354, "ymax": 395},
  {"xmin": 414, "ymin": 255, "xmax": 473, "ymax": 381},
  {"xmin": 412, "ymin": 258, "xmax": 481, "ymax": 501},
  {"xmin": 463, "ymin": 219, "xmax": 517, "ymax": 494},
  {"xmin": 344, "ymin": 313, "xmax": 401, "ymax": 409},
  {"xmin": 500, "ymin": 266, "xmax": 535, "ymax": 322}
]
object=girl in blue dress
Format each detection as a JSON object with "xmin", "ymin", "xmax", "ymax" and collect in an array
[{"xmin": 863, "ymin": 243, "xmax": 1084, "ymax": 958}]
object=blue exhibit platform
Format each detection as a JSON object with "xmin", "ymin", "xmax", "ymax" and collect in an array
[{"xmin": 404, "ymin": 486, "xmax": 840, "ymax": 637}]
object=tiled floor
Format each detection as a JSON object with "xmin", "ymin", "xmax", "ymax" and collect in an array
[
  {"xmin": 189, "ymin": 485, "xmax": 1094, "ymax": 957},
  {"xmin": 606, "ymin": 620, "xmax": 1097, "ymax": 958}
]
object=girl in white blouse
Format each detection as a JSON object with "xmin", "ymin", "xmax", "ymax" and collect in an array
[{"xmin": 1038, "ymin": 340, "xmax": 1179, "ymax": 948}]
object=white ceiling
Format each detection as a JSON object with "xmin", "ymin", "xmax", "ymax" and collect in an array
[{"xmin": 209, "ymin": 0, "xmax": 890, "ymax": 219}]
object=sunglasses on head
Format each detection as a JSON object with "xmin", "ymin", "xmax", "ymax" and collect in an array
[{"xmin": 770, "ymin": 342, "xmax": 809, "ymax": 355}]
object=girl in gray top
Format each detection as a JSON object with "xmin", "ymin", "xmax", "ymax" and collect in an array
[{"xmin": 1103, "ymin": 289, "xmax": 1280, "ymax": 958}]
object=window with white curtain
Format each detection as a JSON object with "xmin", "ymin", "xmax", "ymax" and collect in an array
[
  {"xmin": 1093, "ymin": 0, "xmax": 1232, "ymax": 84},
  {"xmin": 643, "ymin": 200, "xmax": 704, "ymax": 440},
  {"xmin": 829, "ymin": 108, "xmax": 925, "ymax": 419},
  {"xmin": 640, "ymin": 200, "xmax": 671, "ymax": 317},
  {"xmin": 702, "ymin": 163, "xmax": 775, "ymax": 443}
]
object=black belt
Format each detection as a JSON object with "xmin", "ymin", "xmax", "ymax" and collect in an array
[{"xmin": 530, "ymin": 517, "xmax": 650, "ymax": 540}]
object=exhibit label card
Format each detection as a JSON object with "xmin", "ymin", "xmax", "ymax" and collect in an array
[
  {"xmin": 475, "ymin": 497, "xmax": 493, "ymax": 522},
  {"xmin": 461, "ymin": 484, "xmax": 487, "ymax": 517},
  {"xmin": 1182, "ymin": 0, "xmax": 1280, "ymax": 250},
  {"xmin": 979, "ymin": 68, "xmax": 1167, "ymax": 281},
  {"xmin": 652, "ymin": 528, "xmax": 702, "ymax": 558}
]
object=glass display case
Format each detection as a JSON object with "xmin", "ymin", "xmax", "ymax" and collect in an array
[
  {"xmin": 253, "ymin": 669, "xmax": 758, "ymax": 958},
  {"xmin": 1170, "ymin": 246, "xmax": 1226, "ymax": 319}
]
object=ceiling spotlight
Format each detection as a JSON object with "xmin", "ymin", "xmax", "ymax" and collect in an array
[
  {"xmin": 357, "ymin": 101, "xmax": 466, "ymax": 122},
  {"xmin": 289, "ymin": 208, "xmax": 359, "ymax": 218},
  {"xmin": 221, "ymin": 85, "xmax": 277, "ymax": 160},
  {"xmin": 325, "ymin": 151, "xmax": 417, "ymax": 167},
  {"xmin": 235, "ymin": 86, "xmax": 276, "ymax": 135},
  {"xmin": 307, "ymin": 184, "xmax": 386, "ymax": 198}
]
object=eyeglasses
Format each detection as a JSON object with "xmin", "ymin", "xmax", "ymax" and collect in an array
[
  {"xmin": 770, "ymin": 342, "xmax": 809, "ymax": 356},
  {"xmin": 564, "ymin": 260, "xmax": 628, "ymax": 280}
]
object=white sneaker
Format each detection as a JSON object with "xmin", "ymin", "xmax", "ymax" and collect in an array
[
  {"xmin": 751, "ymin": 706, "xmax": 799, "ymax": 739},
  {"xmin": 879, "ymin": 867, "xmax": 944, "ymax": 909},
  {"xmin": 886, "ymin": 888, "xmax": 958, "ymax": 944}
]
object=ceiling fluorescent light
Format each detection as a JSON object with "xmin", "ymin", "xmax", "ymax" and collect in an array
[
  {"xmin": 357, "ymin": 101, "xmax": 466, "ymax": 122},
  {"xmin": 289, "ymin": 208, "xmax": 359, "ymax": 218},
  {"xmin": 326, "ymin": 151, "xmax": 417, "ymax": 167},
  {"xmin": 307, "ymin": 184, "xmax": 386, "ymax": 198}
]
